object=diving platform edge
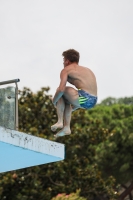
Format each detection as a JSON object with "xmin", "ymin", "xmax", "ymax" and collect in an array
[{"xmin": 0, "ymin": 126, "xmax": 65, "ymax": 173}]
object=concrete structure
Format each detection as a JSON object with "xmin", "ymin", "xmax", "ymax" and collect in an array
[{"xmin": 0, "ymin": 126, "xmax": 65, "ymax": 173}]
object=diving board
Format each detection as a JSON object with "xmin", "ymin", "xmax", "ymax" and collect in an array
[
  {"xmin": 0, "ymin": 79, "xmax": 64, "ymax": 173},
  {"xmin": 0, "ymin": 126, "xmax": 65, "ymax": 173}
]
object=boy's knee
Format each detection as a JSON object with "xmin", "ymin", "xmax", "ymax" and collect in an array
[{"xmin": 64, "ymin": 86, "xmax": 71, "ymax": 93}]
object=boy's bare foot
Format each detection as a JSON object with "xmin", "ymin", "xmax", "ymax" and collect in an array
[
  {"xmin": 51, "ymin": 123, "xmax": 63, "ymax": 132},
  {"xmin": 54, "ymin": 127, "xmax": 71, "ymax": 138}
]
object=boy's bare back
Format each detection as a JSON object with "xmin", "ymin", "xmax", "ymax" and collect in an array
[{"xmin": 62, "ymin": 63, "xmax": 97, "ymax": 96}]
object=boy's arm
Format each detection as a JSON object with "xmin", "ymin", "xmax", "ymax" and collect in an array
[{"xmin": 52, "ymin": 69, "xmax": 68, "ymax": 106}]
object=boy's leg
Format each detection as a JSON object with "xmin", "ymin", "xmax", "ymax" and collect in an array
[
  {"xmin": 54, "ymin": 103, "xmax": 72, "ymax": 137},
  {"xmin": 54, "ymin": 87, "xmax": 81, "ymax": 137},
  {"xmin": 51, "ymin": 97, "xmax": 65, "ymax": 131}
]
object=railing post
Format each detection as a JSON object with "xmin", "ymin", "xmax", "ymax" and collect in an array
[{"xmin": 15, "ymin": 82, "xmax": 19, "ymax": 130}]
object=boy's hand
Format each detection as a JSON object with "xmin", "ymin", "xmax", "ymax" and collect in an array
[{"xmin": 49, "ymin": 96, "xmax": 57, "ymax": 108}]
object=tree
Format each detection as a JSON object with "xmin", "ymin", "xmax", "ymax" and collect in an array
[
  {"xmin": 51, "ymin": 190, "xmax": 87, "ymax": 200},
  {"xmin": 92, "ymin": 104, "xmax": 133, "ymax": 199},
  {"xmin": 100, "ymin": 96, "xmax": 133, "ymax": 105},
  {"xmin": 0, "ymin": 87, "xmax": 119, "ymax": 200},
  {"xmin": 93, "ymin": 104, "xmax": 133, "ymax": 184}
]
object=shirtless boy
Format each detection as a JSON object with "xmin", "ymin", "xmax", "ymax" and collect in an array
[{"xmin": 51, "ymin": 49, "xmax": 97, "ymax": 137}]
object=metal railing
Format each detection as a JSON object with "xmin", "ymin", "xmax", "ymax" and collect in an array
[{"xmin": 0, "ymin": 79, "xmax": 20, "ymax": 130}]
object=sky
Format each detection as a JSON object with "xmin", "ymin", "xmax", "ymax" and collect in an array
[{"xmin": 0, "ymin": 0, "xmax": 133, "ymax": 103}]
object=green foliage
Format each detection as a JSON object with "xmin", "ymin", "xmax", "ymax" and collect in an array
[
  {"xmin": 100, "ymin": 96, "xmax": 133, "ymax": 105},
  {"xmin": 94, "ymin": 104, "xmax": 133, "ymax": 184},
  {"xmin": 2, "ymin": 87, "xmax": 133, "ymax": 199},
  {"xmin": 18, "ymin": 87, "xmax": 55, "ymax": 139},
  {"xmin": 95, "ymin": 129, "xmax": 133, "ymax": 184},
  {"xmin": 52, "ymin": 190, "xmax": 86, "ymax": 200}
]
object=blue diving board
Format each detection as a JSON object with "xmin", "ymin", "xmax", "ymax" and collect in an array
[{"xmin": 0, "ymin": 126, "xmax": 65, "ymax": 173}]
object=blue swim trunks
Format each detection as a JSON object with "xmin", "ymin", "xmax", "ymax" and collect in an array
[{"xmin": 78, "ymin": 89, "xmax": 97, "ymax": 109}]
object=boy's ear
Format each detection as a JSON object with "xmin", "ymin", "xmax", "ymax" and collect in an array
[{"xmin": 66, "ymin": 59, "xmax": 71, "ymax": 65}]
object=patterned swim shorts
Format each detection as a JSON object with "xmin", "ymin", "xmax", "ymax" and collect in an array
[{"xmin": 78, "ymin": 89, "xmax": 97, "ymax": 109}]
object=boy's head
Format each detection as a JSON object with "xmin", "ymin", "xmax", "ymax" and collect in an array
[{"xmin": 62, "ymin": 49, "xmax": 80, "ymax": 64}]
